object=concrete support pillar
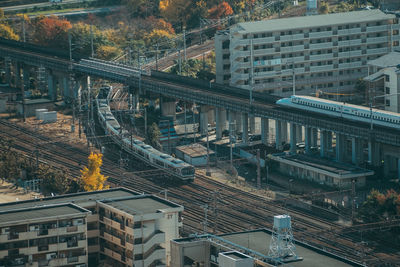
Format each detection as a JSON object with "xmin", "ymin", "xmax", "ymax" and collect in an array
[
  {"xmin": 235, "ymin": 112, "xmax": 242, "ymax": 135},
  {"xmin": 200, "ymin": 106, "xmax": 209, "ymax": 135},
  {"xmin": 133, "ymin": 90, "xmax": 140, "ymax": 111},
  {"xmin": 336, "ymin": 133, "xmax": 345, "ymax": 162},
  {"xmin": 275, "ymin": 119, "xmax": 282, "ymax": 150},
  {"xmin": 305, "ymin": 127, "xmax": 311, "ymax": 154},
  {"xmin": 311, "ymin": 128, "xmax": 318, "ymax": 147},
  {"xmin": 261, "ymin": 118, "xmax": 269, "ymax": 145},
  {"xmin": 368, "ymin": 141, "xmax": 381, "ymax": 167},
  {"xmin": 290, "ymin": 123, "xmax": 297, "ymax": 154},
  {"xmin": 23, "ymin": 64, "xmax": 30, "ymax": 89},
  {"xmin": 249, "ymin": 116, "xmax": 256, "ymax": 134},
  {"xmin": 327, "ymin": 131, "xmax": 332, "ymax": 150},
  {"xmin": 242, "ymin": 113, "xmax": 249, "ymax": 144},
  {"xmin": 161, "ymin": 97, "xmax": 176, "ymax": 119},
  {"xmin": 320, "ymin": 130, "xmax": 327, "ymax": 158},
  {"xmin": 15, "ymin": 62, "xmax": 21, "ymax": 89},
  {"xmin": 351, "ymin": 137, "xmax": 362, "ymax": 165},
  {"xmin": 296, "ymin": 125, "xmax": 303, "ymax": 143},
  {"xmin": 4, "ymin": 57, "xmax": 11, "ymax": 85},
  {"xmin": 398, "ymin": 158, "xmax": 400, "ymax": 181},
  {"xmin": 47, "ymin": 73, "xmax": 57, "ymax": 101},
  {"xmin": 384, "ymin": 154, "xmax": 391, "ymax": 177},
  {"xmin": 281, "ymin": 121, "xmax": 288, "ymax": 144},
  {"xmin": 215, "ymin": 107, "xmax": 226, "ymax": 140},
  {"xmin": 62, "ymin": 76, "xmax": 70, "ymax": 100}
]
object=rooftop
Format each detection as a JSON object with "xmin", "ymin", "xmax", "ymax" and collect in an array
[
  {"xmin": 174, "ymin": 229, "xmax": 362, "ymax": 267},
  {"xmin": 270, "ymin": 153, "xmax": 374, "ymax": 178},
  {"xmin": 367, "ymin": 52, "xmax": 400, "ymax": 68},
  {"xmin": 0, "ymin": 187, "xmax": 141, "ymax": 211},
  {"xmin": 101, "ymin": 195, "xmax": 182, "ymax": 215},
  {"xmin": 176, "ymin": 143, "xmax": 215, "ymax": 158},
  {"xmin": 0, "ymin": 203, "xmax": 88, "ymax": 225},
  {"xmin": 236, "ymin": 10, "xmax": 394, "ymax": 33}
]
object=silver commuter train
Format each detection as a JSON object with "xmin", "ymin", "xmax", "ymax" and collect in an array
[
  {"xmin": 96, "ymin": 87, "xmax": 195, "ymax": 182},
  {"xmin": 276, "ymin": 95, "xmax": 400, "ymax": 130}
]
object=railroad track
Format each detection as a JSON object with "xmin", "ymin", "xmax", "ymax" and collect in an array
[{"xmin": 0, "ymin": 119, "xmax": 399, "ymax": 266}]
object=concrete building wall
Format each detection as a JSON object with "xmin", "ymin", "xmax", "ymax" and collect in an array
[{"xmin": 215, "ymin": 10, "xmax": 400, "ymax": 99}]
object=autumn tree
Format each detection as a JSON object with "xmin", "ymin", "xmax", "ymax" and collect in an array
[
  {"xmin": 70, "ymin": 22, "xmax": 110, "ymax": 57},
  {"xmin": 159, "ymin": 0, "xmax": 191, "ymax": 28},
  {"xmin": 31, "ymin": 15, "xmax": 71, "ymax": 49},
  {"xmin": 319, "ymin": 1, "xmax": 330, "ymax": 14},
  {"xmin": 96, "ymin": 45, "xmax": 122, "ymax": 60},
  {"xmin": 80, "ymin": 152, "xmax": 109, "ymax": 192},
  {"xmin": 38, "ymin": 166, "xmax": 72, "ymax": 195},
  {"xmin": 208, "ymin": 1, "xmax": 233, "ymax": 19},
  {"xmin": 358, "ymin": 189, "xmax": 400, "ymax": 223}
]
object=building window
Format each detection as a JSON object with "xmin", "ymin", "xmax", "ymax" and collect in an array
[
  {"xmin": 385, "ymin": 74, "xmax": 390, "ymax": 82},
  {"xmin": 386, "ymin": 87, "xmax": 390, "ymax": 94},
  {"xmin": 386, "ymin": 99, "xmax": 390, "ymax": 106}
]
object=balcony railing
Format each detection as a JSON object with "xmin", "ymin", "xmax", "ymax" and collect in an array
[
  {"xmin": 366, "ymin": 36, "xmax": 388, "ymax": 44},
  {"xmin": 309, "ymin": 31, "xmax": 332, "ymax": 38},
  {"xmin": 309, "ymin": 42, "xmax": 333, "ymax": 49},
  {"xmin": 133, "ymin": 231, "xmax": 165, "ymax": 254},
  {"xmin": 366, "ymin": 25, "xmax": 389, "ymax": 32}
]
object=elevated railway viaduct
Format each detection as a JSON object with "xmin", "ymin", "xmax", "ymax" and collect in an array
[{"xmin": 0, "ymin": 38, "xmax": 399, "ymax": 179}]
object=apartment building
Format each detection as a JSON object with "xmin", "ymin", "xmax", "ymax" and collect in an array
[
  {"xmin": 364, "ymin": 51, "xmax": 400, "ymax": 113},
  {"xmin": 0, "ymin": 187, "xmax": 184, "ymax": 267},
  {"xmin": 215, "ymin": 10, "xmax": 400, "ymax": 98}
]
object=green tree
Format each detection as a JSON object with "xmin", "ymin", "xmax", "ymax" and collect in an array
[
  {"xmin": 38, "ymin": 166, "xmax": 72, "ymax": 195},
  {"xmin": 145, "ymin": 122, "xmax": 162, "ymax": 150},
  {"xmin": 70, "ymin": 22, "xmax": 110, "ymax": 57},
  {"xmin": 355, "ymin": 78, "xmax": 367, "ymax": 92},
  {"xmin": 358, "ymin": 189, "xmax": 400, "ymax": 223}
]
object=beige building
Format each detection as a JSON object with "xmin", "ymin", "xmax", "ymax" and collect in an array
[
  {"xmin": 215, "ymin": 10, "xmax": 400, "ymax": 98},
  {"xmin": 0, "ymin": 187, "xmax": 183, "ymax": 267}
]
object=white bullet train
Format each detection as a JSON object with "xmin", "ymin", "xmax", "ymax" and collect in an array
[
  {"xmin": 96, "ymin": 87, "xmax": 195, "ymax": 182},
  {"xmin": 276, "ymin": 95, "xmax": 400, "ymax": 130}
]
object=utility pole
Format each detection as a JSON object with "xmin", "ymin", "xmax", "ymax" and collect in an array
[
  {"xmin": 199, "ymin": 18, "xmax": 203, "ymax": 45},
  {"xmin": 292, "ymin": 63, "xmax": 296, "ymax": 96},
  {"xmin": 184, "ymin": 102, "xmax": 187, "ymax": 140},
  {"xmin": 206, "ymin": 128, "xmax": 211, "ymax": 176},
  {"xmin": 183, "ymin": 29, "xmax": 187, "ymax": 61},
  {"xmin": 212, "ymin": 191, "xmax": 219, "ymax": 234},
  {"xmin": 193, "ymin": 103, "xmax": 196, "ymax": 144},
  {"xmin": 249, "ymin": 39, "xmax": 254, "ymax": 104},
  {"xmin": 256, "ymin": 149, "xmax": 261, "ymax": 189},
  {"xmin": 22, "ymin": 17, "xmax": 26, "ymax": 42},
  {"xmin": 144, "ymin": 107, "xmax": 147, "ymax": 136},
  {"xmin": 90, "ymin": 24, "xmax": 94, "ymax": 58},
  {"xmin": 351, "ymin": 179, "xmax": 356, "ymax": 222},
  {"xmin": 155, "ymin": 42, "xmax": 159, "ymax": 71},
  {"xmin": 178, "ymin": 49, "xmax": 182, "ymax": 75},
  {"xmin": 229, "ymin": 121, "xmax": 236, "ymax": 168}
]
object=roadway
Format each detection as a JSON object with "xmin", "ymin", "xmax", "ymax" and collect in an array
[{"xmin": 1, "ymin": 0, "xmax": 96, "ymax": 12}]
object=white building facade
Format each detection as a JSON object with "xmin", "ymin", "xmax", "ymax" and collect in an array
[{"xmin": 215, "ymin": 10, "xmax": 400, "ymax": 98}]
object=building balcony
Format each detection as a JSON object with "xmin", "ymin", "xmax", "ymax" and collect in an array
[
  {"xmin": 309, "ymin": 54, "xmax": 333, "ymax": 61},
  {"xmin": 134, "ymin": 231, "xmax": 165, "ymax": 254},
  {"xmin": 52, "ymin": 255, "xmax": 86, "ymax": 266},
  {"xmin": 338, "ymin": 50, "xmax": 362, "ymax": 57},
  {"xmin": 309, "ymin": 42, "xmax": 333, "ymax": 49},
  {"xmin": 46, "ymin": 224, "xmax": 86, "ymax": 236},
  {"xmin": 338, "ymin": 28, "xmax": 362, "ymax": 35},
  {"xmin": 134, "ymin": 248, "xmax": 165, "ymax": 267},
  {"xmin": 0, "ymin": 250, "xmax": 7, "ymax": 258},
  {"xmin": 58, "ymin": 239, "xmax": 87, "ymax": 250},
  {"xmin": 280, "ymin": 33, "xmax": 304, "ymax": 41},
  {"xmin": 230, "ymin": 73, "xmax": 249, "ymax": 84},
  {"xmin": 393, "ymin": 35, "xmax": 400, "ymax": 41},
  {"xmin": 310, "ymin": 65, "xmax": 334, "ymax": 72},
  {"xmin": 338, "ymin": 39, "xmax": 362, "ymax": 46},
  {"xmin": 87, "ymin": 214, "xmax": 99, "ymax": 223},
  {"xmin": 367, "ymin": 48, "xmax": 388, "ymax": 55},
  {"xmin": 103, "ymin": 232, "xmax": 124, "ymax": 247},
  {"xmin": 104, "ymin": 247, "xmax": 122, "ymax": 262},
  {"xmin": 254, "ymin": 70, "xmax": 276, "ymax": 78},
  {"xmin": 231, "ymin": 50, "xmax": 250, "ymax": 59},
  {"xmin": 126, "ymin": 241, "xmax": 134, "ymax": 251},
  {"xmin": 338, "ymin": 62, "xmax": 363, "ymax": 69},
  {"xmin": 231, "ymin": 62, "xmax": 250, "ymax": 72},
  {"xmin": 367, "ymin": 36, "xmax": 388, "ymax": 44},
  {"xmin": 309, "ymin": 31, "xmax": 332, "ymax": 38},
  {"xmin": 281, "ymin": 68, "xmax": 305, "ymax": 75},
  {"xmin": 102, "ymin": 216, "xmax": 123, "ymax": 230},
  {"xmin": 87, "ymin": 229, "xmax": 99, "ymax": 238},
  {"xmin": 133, "ymin": 226, "xmax": 155, "ymax": 241},
  {"xmin": 281, "ymin": 45, "xmax": 304, "ymax": 52},
  {"xmin": 366, "ymin": 25, "xmax": 389, "ymax": 32},
  {"xmin": 231, "ymin": 38, "xmax": 251, "ymax": 48},
  {"xmin": 252, "ymin": 36, "xmax": 275, "ymax": 45},
  {"xmin": 253, "ymin": 48, "xmax": 275, "ymax": 56},
  {"xmin": 88, "ymin": 244, "xmax": 100, "ymax": 254}
]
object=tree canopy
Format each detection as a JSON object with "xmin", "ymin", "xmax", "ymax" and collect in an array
[{"xmin": 79, "ymin": 152, "xmax": 109, "ymax": 192}]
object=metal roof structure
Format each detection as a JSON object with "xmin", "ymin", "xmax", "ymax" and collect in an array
[{"xmin": 236, "ymin": 10, "xmax": 394, "ymax": 33}]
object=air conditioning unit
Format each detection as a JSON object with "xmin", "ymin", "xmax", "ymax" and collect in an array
[
  {"xmin": 1, "ymin": 228, "xmax": 9, "ymax": 234},
  {"xmin": 75, "ymin": 264, "xmax": 86, "ymax": 267}
]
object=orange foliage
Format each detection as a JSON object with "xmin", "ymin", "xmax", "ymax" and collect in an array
[
  {"xmin": 31, "ymin": 16, "xmax": 71, "ymax": 48},
  {"xmin": 80, "ymin": 152, "xmax": 109, "ymax": 192},
  {"xmin": 208, "ymin": 1, "xmax": 233, "ymax": 19}
]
